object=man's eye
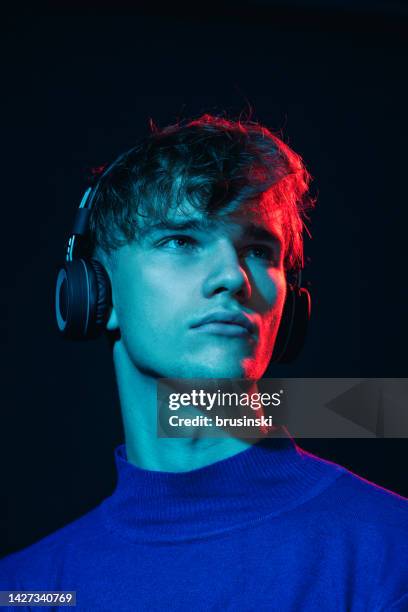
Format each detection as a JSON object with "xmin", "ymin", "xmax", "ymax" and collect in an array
[
  {"xmin": 159, "ymin": 236, "xmax": 198, "ymax": 250},
  {"xmin": 244, "ymin": 245, "xmax": 275, "ymax": 261}
]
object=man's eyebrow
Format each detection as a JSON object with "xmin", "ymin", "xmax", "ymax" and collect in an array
[
  {"xmin": 139, "ymin": 218, "xmax": 215, "ymax": 236},
  {"xmin": 241, "ymin": 224, "xmax": 283, "ymax": 245},
  {"xmin": 139, "ymin": 218, "xmax": 283, "ymax": 245}
]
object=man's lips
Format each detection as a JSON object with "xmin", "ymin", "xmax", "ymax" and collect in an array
[{"xmin": 190, "ymin": 310, "xmax": 256, "ymax": 336}]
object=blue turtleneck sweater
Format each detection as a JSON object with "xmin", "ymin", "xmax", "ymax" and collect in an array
[{"xmin": 1, "ymin": 438, "xmax": 407, "ymax": 611}]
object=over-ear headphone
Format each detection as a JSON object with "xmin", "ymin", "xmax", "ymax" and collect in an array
[
  {"xmin": 55, "ymin": 154, "xmax": 123, "ymax": 340},
  {"xmin": 55, "ymin": 155, "xmax": 312, "ymax": 361},
  {"xmin": 270, "ymin": 269, "xmax": 311, "ymax": 363},
  {"xmin": 55, "ymin": 183, "xmax": 112, "ymax": 340}
]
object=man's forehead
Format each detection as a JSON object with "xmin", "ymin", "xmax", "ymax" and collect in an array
[{"xmin": 138, "ymin": 199, "xmax": 285, "ymax": 243}]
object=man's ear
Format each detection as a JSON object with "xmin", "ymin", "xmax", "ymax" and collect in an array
[{"xmin": 106, "ymin": 305, "xmax": 119, "ymax": 331}]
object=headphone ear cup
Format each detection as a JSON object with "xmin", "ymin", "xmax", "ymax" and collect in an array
[
  {"xmin": 270, "ymin": 285, "xmax": 311, "ymax": 364},
  {"xmin": 55, "ymin": 258, "xmax": 111, "ymax": 340}
]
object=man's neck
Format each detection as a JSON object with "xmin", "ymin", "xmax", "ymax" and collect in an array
[{"xmin": 112, "ymin": 340, "xmax": 256, "ymax": 472}]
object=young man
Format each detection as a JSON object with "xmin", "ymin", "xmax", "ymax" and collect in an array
[{"xmin": 1, "ymin": 115, "xmax": 407, "ymax": 610}]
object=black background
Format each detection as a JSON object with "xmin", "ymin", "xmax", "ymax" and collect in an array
[{"xmin": 1, "ymin": 1, "xmax": 407, "ymax": 557}]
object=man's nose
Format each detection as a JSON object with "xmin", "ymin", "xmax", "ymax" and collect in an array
[{"xmin": 202, "ymin": 240, "xmax": 252, "ymax": 302}]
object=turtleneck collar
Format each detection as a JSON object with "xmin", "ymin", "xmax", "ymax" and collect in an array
[{"xmin": 101, "ymin": 435, "xmax": 345, "ymax": 543}]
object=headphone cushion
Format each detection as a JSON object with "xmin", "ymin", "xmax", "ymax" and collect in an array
[{"xmin": 88, "ymin": 258, "xmax": 112, "ymax": 330}]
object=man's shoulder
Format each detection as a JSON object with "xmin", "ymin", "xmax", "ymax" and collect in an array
[
  {"xmin": 0, "ymin": 501, "xmax": 108, "ymax": 586},
  {"xmin": 303, "ymin": 450, "xmax": 408, "ymax": 535}
]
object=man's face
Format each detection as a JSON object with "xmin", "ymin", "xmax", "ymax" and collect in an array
[{"xmin": 106, "ymin": 198, "xmax": 287, "ymax": 380}]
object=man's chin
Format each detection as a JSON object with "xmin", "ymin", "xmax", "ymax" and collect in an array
[{"xmin": 172, "ymin": 359, "xmax": 264, "ymax": 381}]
